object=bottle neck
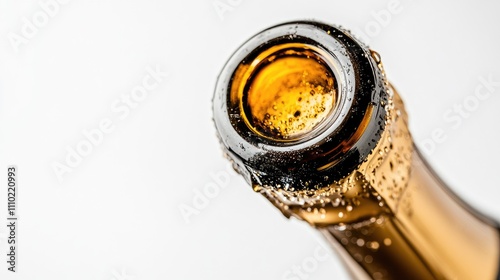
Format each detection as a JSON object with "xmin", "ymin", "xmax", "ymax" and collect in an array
[
  {"xmin": 392, "ymin": 149, "xmax": 499, "ymax": 279},
  {"xmin": 320, "ymin": 149, "xmax": 499, "ymax": 279},
  {"xmin": 256, "ymin": 86, "xmax": 499, "ymax": 279}
]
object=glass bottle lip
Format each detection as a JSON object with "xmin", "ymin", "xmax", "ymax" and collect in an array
[{"xmin": 213, "ymin": 21, "xmax": 388, "ymax": 190}]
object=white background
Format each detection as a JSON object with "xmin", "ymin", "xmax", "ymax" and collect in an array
[{"xmin": 0, "ymin": 0, "xmax": 499, "ymax": 279}]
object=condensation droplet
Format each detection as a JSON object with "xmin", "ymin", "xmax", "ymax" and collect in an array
[
  {"xmin": 384, "ymin": 238, "xmax": 392, "ymax": 246},
  {"xmin": 356, "ymin": 239, "xmax": 365, "ymax": 247},
  {"xmin": 364, "ymin": 255, "xmax": 373, "ymax": 264},
  {"xmin": 368, "ymin": 241, "xmax": 380, "ymax": 250}
]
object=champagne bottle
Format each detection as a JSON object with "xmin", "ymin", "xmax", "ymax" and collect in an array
[{"xmin": 212, "ymin": 21, "xmax": 500, "ymax": 280}]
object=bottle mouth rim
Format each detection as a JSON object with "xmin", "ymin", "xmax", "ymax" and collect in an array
[
  {"xmin": 212, "ymin": 21, "xmax": 388, "ymax": 190},
  {"xmin": 215, "ymin": 22, "xmax": 358, "ymax": 152}
]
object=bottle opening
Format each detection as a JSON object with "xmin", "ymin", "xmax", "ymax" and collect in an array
[
  {"xmin": 216, "ymin": 22, "xmax": 388, "ymax": 190},
  {"xmin": 234, "ymin": 43, "xmax": 338, "ymax": 142}
]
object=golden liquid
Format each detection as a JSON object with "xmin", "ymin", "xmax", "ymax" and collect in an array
[
  {"xmin": 227, "ymin": 42, "xmax": 499, "ymax": 279},
  {"xmin": 232, "ymin": 43, "xmax": 336, "ymax": 141}
]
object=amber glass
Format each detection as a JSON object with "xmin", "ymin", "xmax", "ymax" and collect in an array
[
  {"xmin": 212, "ymin": 21, "xmax": 499, "ymax": 280},
  {"xmin": 318, "ymin": 89, "xmax": 499, "ymax": 279}
]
